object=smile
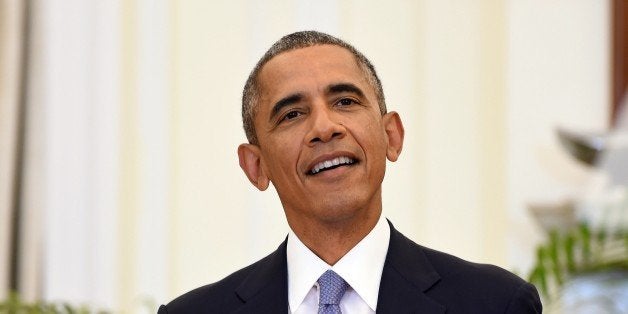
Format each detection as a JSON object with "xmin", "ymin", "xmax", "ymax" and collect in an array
[{"xmin": 308, "ymin": 156, "xmax": 356, "ymax": 175}]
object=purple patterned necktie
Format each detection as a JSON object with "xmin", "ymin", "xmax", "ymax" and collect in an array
[{"xmin": 317, "ymin": 270, "xmax": 349, "ymax": 314}]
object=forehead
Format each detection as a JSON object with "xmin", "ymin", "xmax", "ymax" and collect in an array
[{"xmin": 256, "ymin": 45, "xmax": 371, "ymax": 102}]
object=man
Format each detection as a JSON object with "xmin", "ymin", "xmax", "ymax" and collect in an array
[{"xmin": 158, "ymin": 31, "xmax": 542, "ymax": 313}]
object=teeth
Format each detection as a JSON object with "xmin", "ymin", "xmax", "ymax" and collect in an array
[{"xmin": 310, "ymin": 156, "xmax": 355, "ymax": 174}]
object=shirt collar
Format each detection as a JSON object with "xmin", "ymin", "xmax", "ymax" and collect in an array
[{"xmin": 286, "ymin": 215, "xmax": 390, "ymax": 312}]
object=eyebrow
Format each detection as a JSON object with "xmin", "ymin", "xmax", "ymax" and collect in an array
[
  {"xmin": 270, "ymin": 93, "xmax": 304, "ymax": 122},
  {"xmin": 326, "ymin": 83, "xmax": 365, "ymax": 99}
]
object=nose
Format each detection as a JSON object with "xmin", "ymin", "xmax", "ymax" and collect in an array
[{"xmin": 305, "ymin": 104, "xmax": 346, "ymax": 146}]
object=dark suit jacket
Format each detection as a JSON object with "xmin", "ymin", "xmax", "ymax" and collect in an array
[{"xmin": 158, "ymin": 222, "xmax": 542, "ymax": 313}]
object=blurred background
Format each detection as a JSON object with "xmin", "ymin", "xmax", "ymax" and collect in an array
[{"xmin": 1, "ymin": 0, "xmax": 626, "ymax": 313}]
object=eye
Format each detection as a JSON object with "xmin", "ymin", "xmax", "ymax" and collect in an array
[
  {"xmin": 281, "ymin": 110, "xmax": 302, "ymax": 121},
  {"xmin": 336, "ymin": 98, "xmax": 357, "ymax": 107}
]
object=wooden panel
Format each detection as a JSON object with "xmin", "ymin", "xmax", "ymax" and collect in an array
[{"xmin": 612, "ymin": 0, "xmax": 628, "ymax": 126}]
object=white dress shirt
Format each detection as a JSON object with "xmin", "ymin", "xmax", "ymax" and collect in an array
[{"xmin": 287, "ymin": 215, "xmax": 390, "ymax": 314}]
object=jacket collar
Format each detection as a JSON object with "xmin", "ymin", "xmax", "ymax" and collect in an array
[
  {"xmin": 376, "ymin": 220, "xmax": 446, "ymax": 313},
  {"xmin": 233, "ymin": 238, "xmax": 289, "ymax": 314}
]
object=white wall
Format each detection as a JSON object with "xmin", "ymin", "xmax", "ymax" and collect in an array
[{"xmin": 506, "ymin": 0, "xmax": 610, "ymax": 272}]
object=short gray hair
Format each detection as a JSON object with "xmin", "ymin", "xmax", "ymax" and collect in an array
[{"xmin": 242, "ymin": 31, "xmax": 387, "ymax": 144}]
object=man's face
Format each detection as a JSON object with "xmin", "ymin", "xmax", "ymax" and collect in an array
[{"xmin": 239, "ymin": 45, "xmax": 403, "ymax": 227}]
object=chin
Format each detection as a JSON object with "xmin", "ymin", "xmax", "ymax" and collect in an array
[{"xmin": 314, "ymin": 195, "xmax": 372, "ymax": 222}]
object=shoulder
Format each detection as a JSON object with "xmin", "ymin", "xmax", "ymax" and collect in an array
[
  {"xmin": 159, "ymin": 243, "xmax": 286, "ymax": 314},
  {"xmin": 387, "ymin": 225, "xmax": 542, "ymax": 313},
  {"xmin": 423, "ymin": 245, "xmax": 525, "ymax": 286},
  {"xmin": 420, "ymin": 244, "xmax": 542, "ymax": 313},
  {"xmin": 422, "ymin": 245, "xmax": 529, "ymax": 292}
]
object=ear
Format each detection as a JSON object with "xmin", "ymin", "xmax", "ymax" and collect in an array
[
  {"xmin": 383, "ymin": 111, "xmax": 404, "ymax": 162},
  {"xmin": 238, "ymin": 143, "xmax": 270, "ymax": 191}
]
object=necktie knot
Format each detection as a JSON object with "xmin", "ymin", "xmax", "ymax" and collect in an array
[{"xmin": 317, "ymin": 270, "xmax": 349, "ymax": 306}]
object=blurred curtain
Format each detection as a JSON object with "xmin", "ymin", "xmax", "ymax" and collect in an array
[
  {"xmin": 0, "ymin": 0, "xmax": 172, "ymax": 310},
  {"xmin": 3, "ymin": 0, "xmax": 171, "ymax": 311},
  {"xmin": 0, "ymin": 0, "xmax": 27, "ymax": 299}
]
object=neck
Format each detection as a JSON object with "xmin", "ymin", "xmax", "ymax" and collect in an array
[{"xmin": 286, "ymin": 202, "xmax": 382, "ymax": 265}]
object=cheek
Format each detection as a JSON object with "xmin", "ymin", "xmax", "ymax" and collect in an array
[
  {"xmin": 360, "ymin": 127, "xmax": 390, "ymax": 175},
  {"xmin": 355, "ymin": 121, "xmax": 388, "ymax": 153},
  {"xmin": 264, "ymin": 140, "xmax": 300, "ymax": 179}
]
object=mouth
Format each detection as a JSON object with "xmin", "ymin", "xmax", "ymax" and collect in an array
[{"xmin": 306, "ymin": 156, "xmax": 357, "ymax": 175}]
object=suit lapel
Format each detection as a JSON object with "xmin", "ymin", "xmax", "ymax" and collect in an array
[
  {"xmin": 233, "ymin": 239, "xmax": 289, "ymax": 314},
  {"xmin": 376, "ymin": 222, "xmax": 446, "ymax": 313}
]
